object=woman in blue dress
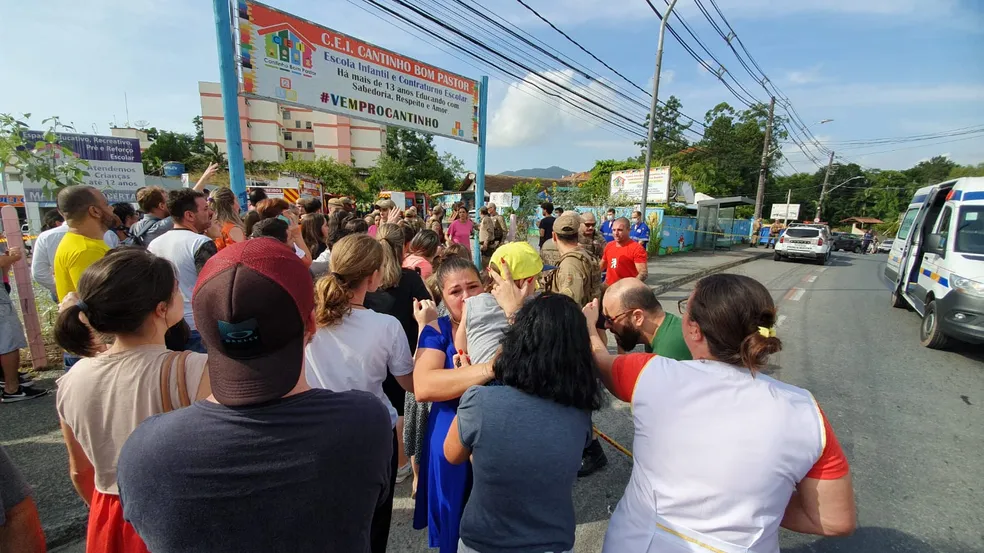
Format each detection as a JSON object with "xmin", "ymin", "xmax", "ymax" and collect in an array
[{"xmin": 411, "ymin": 256, "xmax": 494, "ymax": 552}]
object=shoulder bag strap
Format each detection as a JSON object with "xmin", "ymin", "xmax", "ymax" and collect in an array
[
  {"xmin": 175, "ymin": 351, "xmax": 192, "ymax": 408},
  {"xmin": 159, "ymin": 351, "xmax": 180, "ymax": 413}
]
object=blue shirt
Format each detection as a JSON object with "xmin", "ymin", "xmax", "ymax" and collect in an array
[
  {"xmin": 630, "ymin": 222, "xmax": 651, "ymax": 243},
  {"xmin": 601, "ymin": 219, "xmax": 615, "ymax": 242}
]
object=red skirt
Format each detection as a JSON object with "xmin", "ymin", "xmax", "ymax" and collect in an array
[{"xmin": 86, "ymin": 490, "xmax": 150, "ymax": 553}]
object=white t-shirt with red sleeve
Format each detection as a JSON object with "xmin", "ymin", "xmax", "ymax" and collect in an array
[{"xmin": 603, "ymin": 353, "xmax": 849, "ymax": 553}]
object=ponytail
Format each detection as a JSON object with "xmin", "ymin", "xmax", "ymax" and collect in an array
[
  {"xmin": 738, "ymin": 329, "xmax": 782, "ymax": 372},
  {"xmin": 54, "ymin": 304, "xmax": 99, "ymax": 357},
  {"xmin": 376, "ymin": 223, "xmax": 404, "ymax": 290},
  {"xmin": 315, "ymin": 234, "xmax": 382, "ymax": 327}
]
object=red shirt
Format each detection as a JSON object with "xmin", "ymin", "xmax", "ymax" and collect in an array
[{"xmin": 602, "ymin": 240, "xmax": 648, "ymax": 285}]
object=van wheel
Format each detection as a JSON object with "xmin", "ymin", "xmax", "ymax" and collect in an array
[
  {"xmin": 853, "ymin": 246, "xmax": 861, "ymax": 253},
  {"xmin": 920, "ymin": 300, "xmax": 949, "ymax": 349},
  {"xmin": 773, "ymin": 251, "xmax": 782, "ymax": 262}
]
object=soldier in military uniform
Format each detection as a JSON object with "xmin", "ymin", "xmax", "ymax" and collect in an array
[
  {"xmin": 544, "ymin": 212, "xmax": 602, "ymax": 308},
  {"xmin": 578, "ymin": 212, "xmax": 606, "ymax": 261}
]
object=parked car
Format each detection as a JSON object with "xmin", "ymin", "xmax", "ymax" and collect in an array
[
  {"xmin": 831, "ymin": 232, "xmax": 863, "ymax": 253},
  {"xmin": 877, "ymin": 238, "xmax": 894, "ymax": 253},
  {"xmin": 774, "ymin": 226, "xmax": 831, "ymax": 264}
]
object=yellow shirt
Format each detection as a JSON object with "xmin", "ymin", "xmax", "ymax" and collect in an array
[{"xmin": 54, "ymin": 232, "xmax": 110, "ymax": 301}]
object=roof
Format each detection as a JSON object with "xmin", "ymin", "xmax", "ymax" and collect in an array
[
  {"xmin": 695, "ymin": 196, "xmax": 755, "ymax": 208},
  {"xmin": 458, "ymin": 173, "xmax": 589, "ymax": 193},
  {"xmin": 257, "ymin": 22, "xmax": 317, "ymax": 49},
  {"xmin": 840, "ymin": 217, "xmax": 884, "ymax": 224}
]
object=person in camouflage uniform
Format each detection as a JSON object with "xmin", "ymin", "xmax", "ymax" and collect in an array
[
  {"xmin": 577, "ymin": 212, "xmax": 606, "ymax": 261},
  {"xmin": 542, "ymin": 212, "xmax": 601, "ymax": 307}
]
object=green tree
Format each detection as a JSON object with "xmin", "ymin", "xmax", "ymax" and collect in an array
[
  {"xmin": 282, "ymin": 156, "xmax": 359, "ymax": 198},
  {"xmin": 0, "ymin": 113, "xmax": 90, "ymax": 199},
  {"xmin": 143, "ymin": 131, "xmax": 194, "ymax": 174},
  {"xmin": 371, "ymin": 128, "xmax": 465, "ymax": 191},
  {"xmin": 414, "ymin": 178, "xmax": 443, "ymax": 197},
  {"xmin": 191, "ymin": 142, "xmax": 227, "ymax": 170},
  {"xmin": 579, "ymin": 159, "xmax": 642, "ymax": 202},
  {"xmin": 948, "ymin": 162, "xmax": 984, "ymax": 179},
  {"xmin": 191, "ymin": 116, "xmax": 205, "ymax": 154},
  {"xmin": 634, "ymin": 95, "xmax": 692, "ymax": 164},
  {"xmin": 905, "ymin": 155, "xmax": 956, "ymax": 186}
]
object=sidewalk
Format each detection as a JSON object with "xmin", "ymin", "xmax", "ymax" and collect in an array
[{"xmin": 645, "ymin": 246, "xmax": 771, "ymax": 294}]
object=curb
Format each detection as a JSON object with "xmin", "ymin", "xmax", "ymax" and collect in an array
[{"xmin": 650, "ymin": 251, "xmax": 771, "ymax": 295}]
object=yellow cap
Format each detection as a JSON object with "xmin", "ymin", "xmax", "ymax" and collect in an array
[{"xmin": 490, "ymin": 241, "xmax": 550, "ymax": 281}]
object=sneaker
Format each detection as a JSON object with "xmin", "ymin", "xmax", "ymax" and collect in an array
[
  {"xmin": 578, "ymin": 439, "xmax": 608, "ymax": 478},
  {"xmin": 395, "ymin": 462, "xmax": 412, "ymax": 484},
  {"xmin": 0, "ymin": 374, "xmax": 35, "ymax": 388},
  {"xmin": 1, "ymin": 386, "xmax": 49, "ymax": 403}
]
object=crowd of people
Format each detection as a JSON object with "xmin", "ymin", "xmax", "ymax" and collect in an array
[{"xmin": 0, "ymin": 184, "xmax": 856, "ymax": 553}]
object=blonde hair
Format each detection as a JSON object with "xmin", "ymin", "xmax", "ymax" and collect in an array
[
  {"xmin": 209, "ymin": 188, "xmax": 245, "ymax": 229},
  {"xmin": 376, "ymin": 223, "xmax": 404, "ymax": 290},
  {"xmin": 315, "ymin": 234, "xmax": 382, "ymax": 327}
]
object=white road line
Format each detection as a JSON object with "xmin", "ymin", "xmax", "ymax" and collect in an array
[
  {"xmin": 818, "ymin": 267, "xmax": 828, "ymax": 273},
  {"xmin": 789, "ymin": 288, "xmax": 806, "ymax": 301},
  {"xmin": 776, "ymin": 315, "xmax": 787, "ymax": 328},
  {"xmin": 807, "ymin": 275, "xmax": 818, "ymax": 283}
]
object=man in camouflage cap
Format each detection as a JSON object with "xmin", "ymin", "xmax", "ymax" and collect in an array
[{"xmin": 544, "ymin": 211, "xmax": 602, "ymax": 307}]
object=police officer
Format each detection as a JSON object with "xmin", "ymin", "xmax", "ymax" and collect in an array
[
  {"xmin": 546, "ymin": 212, "xmax": 601, "ymax": 308},
  {"xmin": 578, "ymin": 212, "xmax": 606, "ymax": 260}
]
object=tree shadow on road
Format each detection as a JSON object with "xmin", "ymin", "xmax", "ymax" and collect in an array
[{"xmin": 782, "ymin": 526, "xmax": 980, "ymax": 553}]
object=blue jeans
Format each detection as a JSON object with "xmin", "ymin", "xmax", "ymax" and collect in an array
[
  {"xmin": 185, "ymin": 330, "xmax": 207, "ymax": 354},
  {"xmin": 63, "ymin": 352, "xmax": 82, "ymax": 370}
]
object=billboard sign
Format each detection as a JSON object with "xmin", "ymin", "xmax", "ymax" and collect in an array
[
  {"xmin": 770, "ymin": 203, "xmax": 801, "ymax": 220},
  {"xmin": 21, "ymin": 131, "xmax": 146, "ymax": 203},
  {"xmin": 489, "ymin": 192, "xmax": 512, "ymax": 209},
  {"xmin": 609, "ymin": 167, "xmax": 670, "ymax": 203},
  {"xmin": 236, "ymin": 0, "xmax": 480, "ymax": 143}
]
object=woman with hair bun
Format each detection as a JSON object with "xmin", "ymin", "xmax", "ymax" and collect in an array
[
  {"xmin": 584, "ymin": 273, "xmax": 856, "ymax": 553},
  {"xmin": 304, "ymin": 233, "xmax": 413, "ymax": 553},
  {"xmin": 54, "ymin": 248, "xmax": 211, "ymax": 553}
]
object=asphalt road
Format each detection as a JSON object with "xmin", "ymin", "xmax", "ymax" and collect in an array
[{"xmin": 29, "ymin": 251, "xmax": 984, "ymax": 552}]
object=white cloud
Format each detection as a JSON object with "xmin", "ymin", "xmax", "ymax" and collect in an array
[
  {"xmin": 488, "ymin": 70, "xmax": 635, "ymax": 148},
  {"xmin": 793, "ymin": 84, "xmax": 984, "ymax": 108},
  {"xmin": 785, "ymin": 65, "xmax": 823, "ymax": 85}
]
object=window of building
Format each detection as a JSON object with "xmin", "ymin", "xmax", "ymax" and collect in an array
[
  {"xmin": 297, "ymin": 140, "xmax": 303, "ymax": 148},
  {"xmin": 295, "ymin": 120, "xmax": 301, "ymax": 129},
  {"xmin": 283, "ymin": 131, "xmax": 292, "ymax": 141},
  {"xmin": 305, "ymin": 121, "xmax": 312, "ymax": 130},
  {"xmin": 283, "ymin": 110, "xmax": 291, "ymax": 120},
  {"xmin": 306, "ymin": 141, "xmax": 313, "ymax": 149}
]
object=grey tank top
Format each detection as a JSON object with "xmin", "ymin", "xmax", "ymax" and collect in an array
[{"xmin": 465, "ymin": 293, "xmax": 510, "ymax": 364}]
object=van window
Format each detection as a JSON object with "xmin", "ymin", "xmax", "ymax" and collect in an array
[
  {"xmin": 897, "ymin": 208, "xmax": 919, "ymax": 241},
  {"xmin": 955, "ymin": 207, "xmax": 984, "ymax": 254},
  {"xmin": 936, "ymin": 207, "xmax": 952, "ymax": 239}
]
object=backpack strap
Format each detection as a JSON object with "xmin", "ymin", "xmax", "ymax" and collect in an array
[{"xmin": 159, "ymin": 351, "xmax": 180, "ymax": 413}]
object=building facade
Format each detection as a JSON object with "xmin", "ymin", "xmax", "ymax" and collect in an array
[{"xmin": 198, "ymin": 81, "xmax": 385, "ymax": 168}]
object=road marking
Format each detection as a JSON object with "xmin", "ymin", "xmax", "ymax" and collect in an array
[
  {"xmin": 776, "ymin": 315, "xmax": 787, "ymax": 328},
  {"xmin": 807, "ymin": 275, "xmax": 818, "ymax": 283},
  {"xmin": 786, "ymin": 288, "xmax": 805, "ymax": 301},
  {"xmin": 818, "ymin": 267, "xmax": 828, "ymax": 273}
]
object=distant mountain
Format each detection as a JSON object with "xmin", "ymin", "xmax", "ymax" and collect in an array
[{"xmin": 499, "ymin": 166, "xmax": 573, "ymax": 179}]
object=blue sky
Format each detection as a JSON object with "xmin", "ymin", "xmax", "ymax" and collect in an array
[{"xmin": 2, "ymin": 0, "xmax": 982, "ymax": 175}]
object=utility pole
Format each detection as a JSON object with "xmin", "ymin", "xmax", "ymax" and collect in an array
[
  {"xmin": 639, "ymin": 0, "xmax": 679, "ymax": 225},
  {"xmin": 815, "ymin": 151, "xmax": 835, "ymax": 222},
  {"xmin": 784, "ymin": 188, "xmax": 791, "ymax": 224},
  {"xmin": 753, "ymin": 96, "xmax": 775, "ymax": 222}
]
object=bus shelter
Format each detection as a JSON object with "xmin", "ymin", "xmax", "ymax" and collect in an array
[{"xmin": 695, "ymin": 196, "xmax": 754, "ymax": 251}]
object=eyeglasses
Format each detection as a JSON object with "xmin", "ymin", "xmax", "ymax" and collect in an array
[
  {"xmin": 677, "ymin": 299, "xmax": 689, "ymax": 315},
  {"xmin": 602, "ymin": 309, "xmax": 634, "ymax": 327},
  {"xmin": 583, "ymin": 223, "xmax": 596, "ymax": 228}
]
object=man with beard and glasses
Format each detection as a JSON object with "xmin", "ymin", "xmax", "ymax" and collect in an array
[{"xmin": 601, "ymin": 278, "xmax": 691, "ymax": 360}]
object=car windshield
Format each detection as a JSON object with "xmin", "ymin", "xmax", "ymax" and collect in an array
[
  {"xmin": 954, "ymin": 206, "xmax": 984, "ymax": 254},
  {"xmin": 785, "ymin": 228, "xmax": 819, "ymax": 238}
]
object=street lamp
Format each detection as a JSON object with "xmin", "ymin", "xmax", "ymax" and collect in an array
[{"xmin": 817, "ymin": 119, "xmax": 834, "ymax": 125}]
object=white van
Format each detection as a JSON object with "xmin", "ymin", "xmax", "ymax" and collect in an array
[{"xmin": 885, "ymin": 177, "xmax": 984, "ymax": 348}]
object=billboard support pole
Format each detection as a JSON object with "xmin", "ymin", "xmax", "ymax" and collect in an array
[
  {"xmin": 472, "ymin": 76, "xmax": 489, "ymax": 269},
  {"xmin": 213, "ymin": 0, "xmax": 248, "ymax": 210}
]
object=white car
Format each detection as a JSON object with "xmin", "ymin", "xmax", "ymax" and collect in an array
[{"xmin": 774, "ymin": 226, "xmax": 831, "ymax": 265}]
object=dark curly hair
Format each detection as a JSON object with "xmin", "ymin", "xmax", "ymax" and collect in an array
[{"xmin": 493, "ymin": 294, "xmax": 603, "ymax": 411}]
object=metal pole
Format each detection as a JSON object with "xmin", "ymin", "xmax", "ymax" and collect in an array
[
  {"xmin": 753, "ymin": 97, "xmax": 775, "ymax": 221},
  {"xmin": 815, "ymin": 151, "xmax": 835, "ymax": 221},
  {"xmin": 784, "ymin": 188, "xmax": 791, "ymax": 225},
  {"xmin": 213, "ymin": 0, "xmax": 248, "ymax": 210},
  {"xmin": 472, "ymin": 76, "xmax": 489, "ymax": 269},
  {"xmin": 639, "ymin": 0, "xmax": 679, "ymax": 225}
]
